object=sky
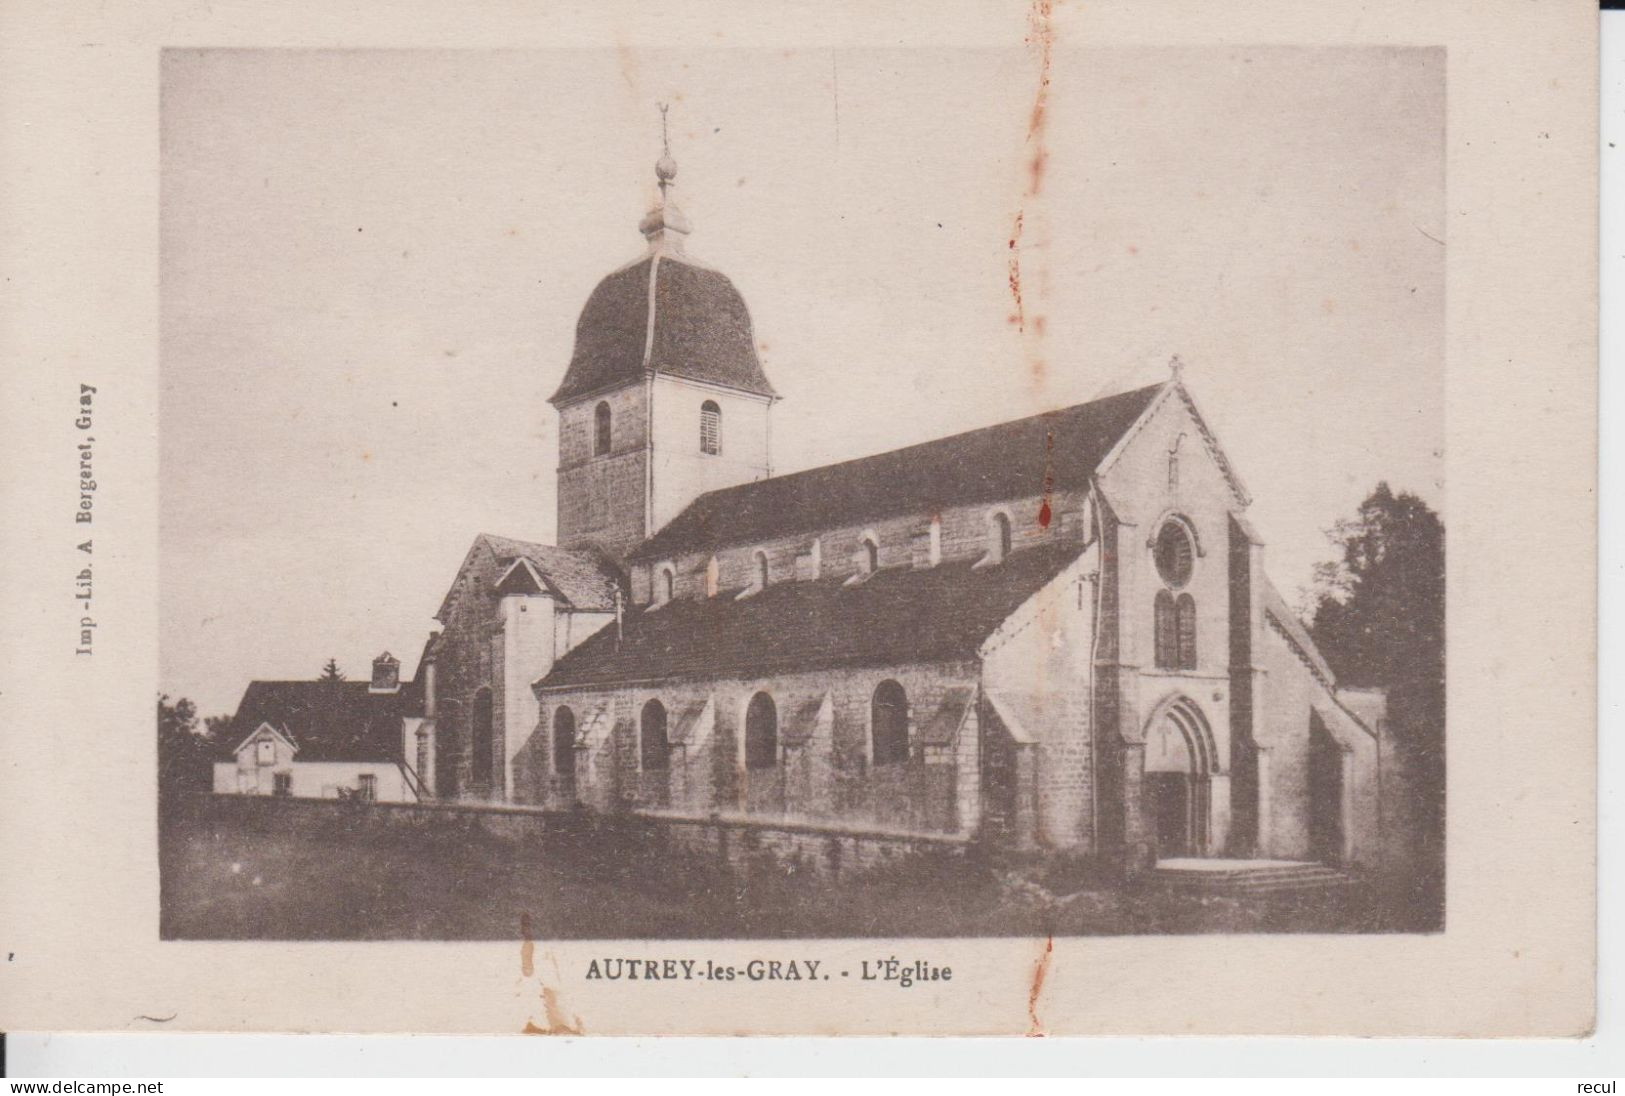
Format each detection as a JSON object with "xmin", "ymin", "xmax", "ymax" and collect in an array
[{"xmin": 160, "ymin": 46, "xmax": 1444, "ymax": 716}]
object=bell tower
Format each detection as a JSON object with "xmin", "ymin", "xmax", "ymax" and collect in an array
[{"xmin": 550, "ymin": 108, "xmax": 777, "ymax": 560}]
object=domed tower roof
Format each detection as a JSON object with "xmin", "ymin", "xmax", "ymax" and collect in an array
[{"xmin": 548, "ymin": 129, "xmax": 776, "ymax": 406}]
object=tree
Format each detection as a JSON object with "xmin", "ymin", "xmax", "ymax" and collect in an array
[
  {"xmin": 1308, "ymin": 482, "xmax": 1445, "ymax": 919},
  {"xmin": 157, "ymin": 693, "xmax": 218, "ymax": 812},
  {"xmin": 319, "ymin": 658, "xmax": 346, "ymax": 682}
]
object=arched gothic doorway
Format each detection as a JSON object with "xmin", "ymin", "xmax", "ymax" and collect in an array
[{"xmin": 1142, "ymin": 698, "xmax": 1217, "ymax": 859}]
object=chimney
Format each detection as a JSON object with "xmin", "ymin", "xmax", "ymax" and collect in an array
[{"xmin": 369, "ymin": 651, "xmax": 400, "ymax": 693}]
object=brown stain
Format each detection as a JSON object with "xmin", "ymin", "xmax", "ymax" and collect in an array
[
  {"xmin": 1027, "ymin": 934, "xmax": 1054, "ymax": 1036},
  {"xmin": 1024, "ymin": 0, "xmax": 1054, "ymax": 198},
  {"xmin": 1321, "ymin": 297, "xmax": 1336, "ymax": 315},
  {"xmin": 519, "ymin": 942, "xmax": 586, "ymax": 1036},
  {"xmin": 1010, "ymin": 0, "xmax": 1055, "ymax": 390},
  {"xmin": 521, "ymin": 987, "xmax": 585, "ymax": 1036}
]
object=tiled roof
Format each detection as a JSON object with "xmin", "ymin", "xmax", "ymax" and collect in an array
[
  {"xmin": 220, "ymin": 679, "xmax": 423, "ymax": 763},
  {"xmin": 629, "ymin": 383, "xmax": 1163, "ymax": 562},
  {"xmin": 1262, "ymin": 580, "xmax": 1335, "ymax": 688},
  {"xmin": 919, "ymin": 686, "xmax": 975, "ymax": 747},
  {"xmin": 539, "ymin": 541, "xmax": 1083, "ymax": 689},
  {"xmin": 548, "ymin": 255, "xmax": 776, "ymax": 405},
  {"xmin": 476, "ymin": 534, "xmax": 623, "ymax": 612}
]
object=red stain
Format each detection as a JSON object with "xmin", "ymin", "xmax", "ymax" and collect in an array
[
  {"xmin": 1008, "ymin": 210, "xmax": 1026, "ymax": 333},
  {"xmin": 1027, "ymin": 934, "xmax": 1054, "ymax": 1036},
  {"xmin": 520, "ymin": 913, "xmax": 534, "ymax": 978},
  {"xmin": 1037, "ymin": 430, "xmax": 1055, "ymax": 529}
]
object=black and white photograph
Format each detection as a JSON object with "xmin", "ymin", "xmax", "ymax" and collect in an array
[
  {"xmin": 156, "ymin": 45, "xmax": 1446, "ymax": 942},
  {"xmin": 0, "ymin": 0, "xmax": 1599, "ymax": 1048}
]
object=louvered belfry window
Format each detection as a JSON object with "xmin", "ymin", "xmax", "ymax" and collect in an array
[{"xmin": 700, "ymin": 400, "xmax": 721, "ymax": 455}]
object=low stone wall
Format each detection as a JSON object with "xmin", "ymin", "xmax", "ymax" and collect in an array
[{"xmin": 187, "ymin": 793, "xmax": 972, "ymax": 879}]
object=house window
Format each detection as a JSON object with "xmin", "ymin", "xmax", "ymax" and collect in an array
[
  {"xmin": 256, "ymin": 738, "xmax": 275, "ymax": 766},
  {"xmin": 594, "ymin": 401, "xmax": 612, "ymax": 456},
  {"xmin": 705, "ymin": 555, "xmax": 720, "ymax": 598},
  {"xmin": 700, "ymin": 400, "xmax": 721, "ymax": 455},
  {"xmin": 357, "ymin": 774, "xmax": 377, "ymax": 802},
  {"xmin": 989, "ymin": 511, "xmax": 1013, "ymax": 563},
  {"xmin": 871, "ymin": 680, "xmax": 910, "ymax": 766},
  {"xmin": 745, "ymin": 692, "xmax": 778, "ymax": 770},
  {"xmin": 272, "ymin": 772, "xmax": 292, "ymax": 797},
  {"xmin": 754, "ymin": 549, "xmax": 770, "ymax": 590},
  {"xmin": 653, "ymin": 564, "xmax": 675, "ymax": 606},
  {"xmin": 640, "ymin": 699, "xmax": 670, "ymax": 771}
]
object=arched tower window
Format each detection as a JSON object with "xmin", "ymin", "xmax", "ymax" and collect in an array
[
  {"xmin": 593, "ymin": 401, "xmax": 612, "ymax": 456},
  {"xmin": 871, "ymin": 680, "xmax": 910, "ymax": 766},
  {"xmin": 1152, "ymin": 519, "xmax": 1197, "ymax": 670},
  {"xmin": 745, "ymin": 692, "xmax": 778, "ymax": 771},
  {"xmin": 640, "ymin": 699, "xmax": 670, "ymax": 771},
  {"xmin": 700, "ymin": 400, "xmax": 722, "ymax": 455},
  {"xmin": 551, "ymin": 707, "xmax": 576, "ymax": 789},
  {"xmin": 1176, "ymin": 593, "xmax": 1197, "ymax": 670},
  {"xmin": 471, "ymin": 687, "xmax": 494, "ymax": 789},
  {"xmin": 989, "ymin": 511, "xmax": 1013, "ymax": 563},
  {"xmin": 1154, "ymin": 591, "xmax": 1178, "ymax": 669}
]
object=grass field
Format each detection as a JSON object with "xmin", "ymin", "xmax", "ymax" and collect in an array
[{"xmin": 159, "ymin": 805, "xmax": 1422, "ymax": 940}]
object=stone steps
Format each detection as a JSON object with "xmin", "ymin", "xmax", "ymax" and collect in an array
[{"xmin": 1144, "ymin": 860, "xmax": 1359, "ymax": 896}]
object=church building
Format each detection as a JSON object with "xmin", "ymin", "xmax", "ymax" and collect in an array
[{"xmin": 417, "ymin": 141, "xmax": 1393, "ymax": 873}]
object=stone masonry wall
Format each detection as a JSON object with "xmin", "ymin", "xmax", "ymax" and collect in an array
[{"xmin": 531, "ymin": 660, "xmax": 983, "ymax": 836}]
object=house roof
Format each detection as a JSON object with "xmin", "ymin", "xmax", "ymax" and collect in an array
[
  {"xmin": 218, "ymin": 679, "xmax": 423, "ymax": 763},
  {"xmin": 549, "ymin": 254, "xmax": 776, "ymax": 405},
  {"xmin": 435, "ymin": 534, "xmax": 623, "ymax": 621},
  {"xmin": 629, "ymin": 383, "xmax": 1163, "ymax": 563},
  {"xmin": 539, "ymin": 541, "xmax": 1083, "ymax": 690}
]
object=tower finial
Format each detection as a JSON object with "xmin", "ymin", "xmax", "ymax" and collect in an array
[
  {"xmin": 641, "ymin": 102, "xmax": 691, "ymax": 249},
  {"xmin": 1169, "ymin": 354, "xmax": 1185, "ymax": 383},
  {"xmin": 655, "ymin": 102, "xmax": 677, "ymax": 201}
]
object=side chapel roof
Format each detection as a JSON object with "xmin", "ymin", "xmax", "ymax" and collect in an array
[
  {"xmin": 540, "ymin": 541, "xmax": 1083, "ymax": 689},
  {"xmin": 434, "ymin": 534, "xmax": 623, "ymax": 622}
]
